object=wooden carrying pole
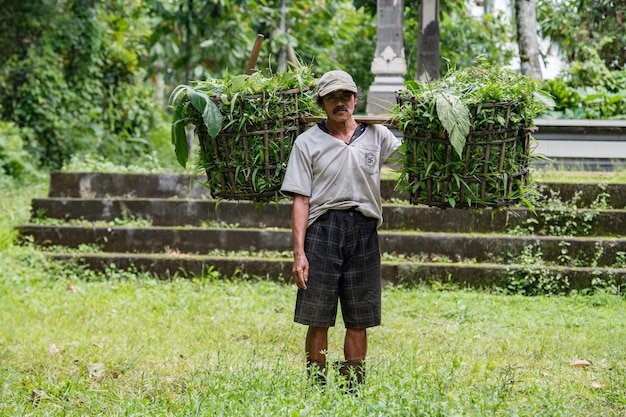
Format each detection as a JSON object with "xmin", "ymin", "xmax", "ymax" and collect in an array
[{"xmin": 245, "ymin": 34, "xmax": 265, "ymax": 75}]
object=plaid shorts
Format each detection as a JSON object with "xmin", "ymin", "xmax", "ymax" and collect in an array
[{"xmin": 294, "ymin": 208, "xmax": 382, "ymax": 329}]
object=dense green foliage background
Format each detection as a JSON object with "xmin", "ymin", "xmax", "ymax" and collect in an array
[{"xmin": 0, "ymin": 0, "xmax": 624, "ymax": 182}]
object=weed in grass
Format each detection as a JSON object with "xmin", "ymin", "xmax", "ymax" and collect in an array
[
  {"xmin": 613, "ymin": 251, "xmax": 626, "ymax": 268},
  {"xmin": 204, "ymin": 249, "xmax": 293, "ymax": 259},
  {"xmin": 504, "ymin": 243, "xmax": 571, "ymax": 295},
  {"xmin": 201, "ymin": 220, "xmax": 240, "ymax": 229},
  {"xmin": 32, "ymin": 216, "xmax": 154, "ymax": 228},
  {"xmin": 510, "ymin": 188, "xmax": 593, "ymax": 237}
]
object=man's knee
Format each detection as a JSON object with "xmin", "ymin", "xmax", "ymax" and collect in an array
[
  {"xmin": 308, "ymin": 326, "xmax": 330, "ymax": 336},
  {"xmin": 346, "ymin": 328, "xmax": 366, "ymax": 337}
]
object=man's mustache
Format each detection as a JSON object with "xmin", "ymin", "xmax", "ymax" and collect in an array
[{"xmin": 333, "ymin": 106, "xmax": 349, "ymax": 114}]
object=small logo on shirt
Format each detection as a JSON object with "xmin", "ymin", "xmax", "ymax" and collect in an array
[{"xmin": 365, "ymin": 152, "xmax": 377, "ymax": 167}]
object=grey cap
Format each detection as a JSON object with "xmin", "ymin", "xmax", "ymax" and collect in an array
[{"xmin": 316, "ymin": 70, "xmax": 358, "ymax": 98}]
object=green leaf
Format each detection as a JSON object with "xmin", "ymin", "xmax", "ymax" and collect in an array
[
  {"xmin": 171, "ymin": 109, "xmax": 188, "ymax": 167},
  {"xmin": 435, "ymin": 91, "xmax": 470, "ymax": 158},
  {"xmin": 186, "ymin": 88, "xmax": 209, "ymax": 114},
  {"xmin": 229, "ymin": 74, "xmax": 250, "ymax": 92},
  {"xmin": 203, "ymin": 99, "xmax": 222, "ymax": 139},
  {"xmin": 187, "ymin": 89, "xmax": 223, "ymax": 139},
  {"xmin": 169, "ymin": 85, "xmax": 187, "ymax": 107}
]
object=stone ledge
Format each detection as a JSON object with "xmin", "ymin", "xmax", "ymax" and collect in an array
[
  {"xmin": 29, "ymin": 197, "xmax": 626, "ymax": 235},
  {"xmin": 47, "ymin": 252, "xmax": 626, "ymax": 290},
  {"xmin": 19, "ymin": 225, "xmax": 626, "ymax": 267},
  {"xmin": 532, "ymin": 119, "xmax": 626, "ymax": 162},
  {"xmin": 46, "ymin": 172, "xmax": 626, "ymax": 207}
]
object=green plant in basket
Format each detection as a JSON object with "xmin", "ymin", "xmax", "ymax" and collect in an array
[
  {"xmin": 393, "ymin": 64, "xmax": 553, "ymax": 209},
  {"xmin": 169, "ymin": 66, "xmax": 321, "ymax": 203}
]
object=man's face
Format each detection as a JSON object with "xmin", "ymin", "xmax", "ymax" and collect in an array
[{"xmin": 320, "ymin": 90, "xmax": 357, "ymax": 123}]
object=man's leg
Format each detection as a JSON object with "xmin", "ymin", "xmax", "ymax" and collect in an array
[
  {"xmin": 306, "ymin": 326, "xmax": 329, "ymax": 383},
  {"xmin": 340, "ymin": 328, "xmax": 367, "ymax": 393},
  {"xmin": 344, "ymin": 328, "xmax": 367, "ymax": 362}
]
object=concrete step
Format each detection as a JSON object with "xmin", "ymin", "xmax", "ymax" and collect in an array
[
  {"xmin": 48, "ymin": 172, "xmax": 212, "ymax": 199},
  {"xmin": 17, "ymin": 171, "xmax": 626, "ymax": 288},
  {"xmin": 18, "ymin": 224, "xmax": 626, "ymax": 267},
  {"xmin": 47, "ymin": 171, "xmax": 626, "ymax": 208},
  {"xmin": 29, "ymin": 197, "xmax": 626, "ymax": 235},
  {"xmin": 45, "ymin": 251, "xmax": 626, "ymax": 290}
]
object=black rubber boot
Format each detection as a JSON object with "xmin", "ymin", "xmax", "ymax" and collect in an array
[
  {"xmin": 338, "ymin": 360, "xmax": 365, "ymax": 396},
  {"xmin": 306, "ymin": 360, "xmax": 327, "ymax": 386}
]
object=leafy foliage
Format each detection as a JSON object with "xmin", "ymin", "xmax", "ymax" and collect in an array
[
  {"xmin": 247, "ymin": 1, "xmax": 377, "ymax": 94},
  {"xmin": 435, "ymin": 1, "xmax": 517, "ymax": 72},
  {"xmin": 148, "ymin": 0, "xmax": 376, "ymax": 104},
  {"xmin": 393, "ymin": 64, "xmax": 552, "ymax": 208},
  {"xmin": 169, "ymin": 66, "xmax": 321, "ymax": 202},
  {"xmin": 0, "ymin": 1, "xmax": 161, "ymax": 170},
  {"xmin": 508, "ymin": 185, "xmax": 610, "ymax": 237},
  {"xmin": 2, "ymin": 0, "xmax": 624, "ymax": 179},
  {"xmin": 537, "ymin": 0, "xmax": 626, "ymax": 71},
  {"xmin": 146, "ymin": 0, "xmax": 253, "ymax": 85},
  {"xmin": 396, "ymin": 64, "xmax": 552, "ymax": 139},
  {"xmin": 0, "ymin": 121, "xmax": 37, "ymax": 182},
  {"xmin": 540, "ymin": 45, "xmax": 626, "ymax": 120},
  {"xmin": 505, "ymin": 244, "xmax": 571, "ymax": 296}
]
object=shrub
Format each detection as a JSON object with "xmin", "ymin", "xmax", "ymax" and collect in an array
[{"xmin": 0, "ymin": 121, "xmax": 37, "ymax": 182}]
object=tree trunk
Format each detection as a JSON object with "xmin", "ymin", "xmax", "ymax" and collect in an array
[{"xmin": 516, "ymin": 0, "xmax": 542, "ymax": 79}]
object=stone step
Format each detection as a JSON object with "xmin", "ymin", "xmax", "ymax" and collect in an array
[
  {"xmin": 18, "ymin": 171, "xmax": 626, "ymax": 289},
  {"xmin": 47, "ymin": 171, "xmax": 626, "ymax": 208},
  {"xmin": 30, "ymin": 197, "xmax": 626, "ymax": 235},
  {"xmin": 18, "ymin": 224, "xmax": 626, "ymax": 267},
  {"xmin": 48, "ymin": 172, "xmax": 212, "ymax": 199},
  {"xmin": 45, "ymin": 251, "xmax": 626, "ymax": 290}
]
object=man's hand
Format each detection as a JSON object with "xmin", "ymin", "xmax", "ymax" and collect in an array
[
  {"xmin": 291, "ymin": 194, "xmax": 310, "ymax": 290},
  {"xmin": 292, "ymin": 253, "xmax": 309, "ymax": 290}
]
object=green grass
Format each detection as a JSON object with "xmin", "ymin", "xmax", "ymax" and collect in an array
[
  {"xmin": 0, "ymin": 264, "xmax": 624, "ymax": 416},
  {"xmin": 0, "ymin": 176, "xmax": 48, "ymax": 251},
  {"xmin": 533, "ymin": 165, "xmax": 626, "ymax": 183},
  {"xmin": 1, "ymin": 174, "xmax": 625, "ymax": 416},
  {"xmin": 386, "ymin": 164, "xmax": 626, "ymax": 185}
]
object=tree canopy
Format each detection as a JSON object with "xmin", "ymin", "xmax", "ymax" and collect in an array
[
  {"xmin": 538, "ymin": 0, "xmax": 625, "ymax": 71},
  {"xmin": 0, "ymin": 0, "xmax": 622, "ymax": 175}
]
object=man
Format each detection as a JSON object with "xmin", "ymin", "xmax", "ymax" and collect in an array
[{"xmin": 281, "ymin": 70, "xmax": 402, "ymax": 391}]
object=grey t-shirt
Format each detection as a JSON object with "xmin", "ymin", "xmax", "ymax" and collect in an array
[{"xmin": 281, "ymin": 122, "xmax": 401, "ymax": 227}]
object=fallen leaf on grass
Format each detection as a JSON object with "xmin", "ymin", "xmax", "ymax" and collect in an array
[
  {"xmin": 48, "ymin": 344, "xmax": 60, "ymax": 355},
  {"xmin": 31, "ymin": 389, "xmax": 49, "ymax": 403},
  {"xmin": 88, "ymin": 362, "xmax": 105, "ymax": 380},
  {"xmin": 591, "ymin": 381, "xmax": 604, "ymax": 389},
  {"xmin": 570, "ymin": 359, "xmax": 592, "ymax": 367}
]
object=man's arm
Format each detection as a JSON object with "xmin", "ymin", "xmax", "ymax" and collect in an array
[{"xmin": 291, "ymin": 193, "xmax": 309, "ymax": 290}]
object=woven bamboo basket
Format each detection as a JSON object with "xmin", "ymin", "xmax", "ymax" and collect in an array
[
  {"xmin": 399, "ymin": 99, "xmax": 534, "ymax": 208},
  {"xmin": 196, "ymin": 87, "xmax": 315, "ymax": 202}
]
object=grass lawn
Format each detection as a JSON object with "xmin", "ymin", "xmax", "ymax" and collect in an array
[
  {"xmin": 0, "ymin": 175, "xmax": 625, "ymax": 416},
  {"xmin": 1, "ymin": 264, "xmax": 624, "ymax": 416}
]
